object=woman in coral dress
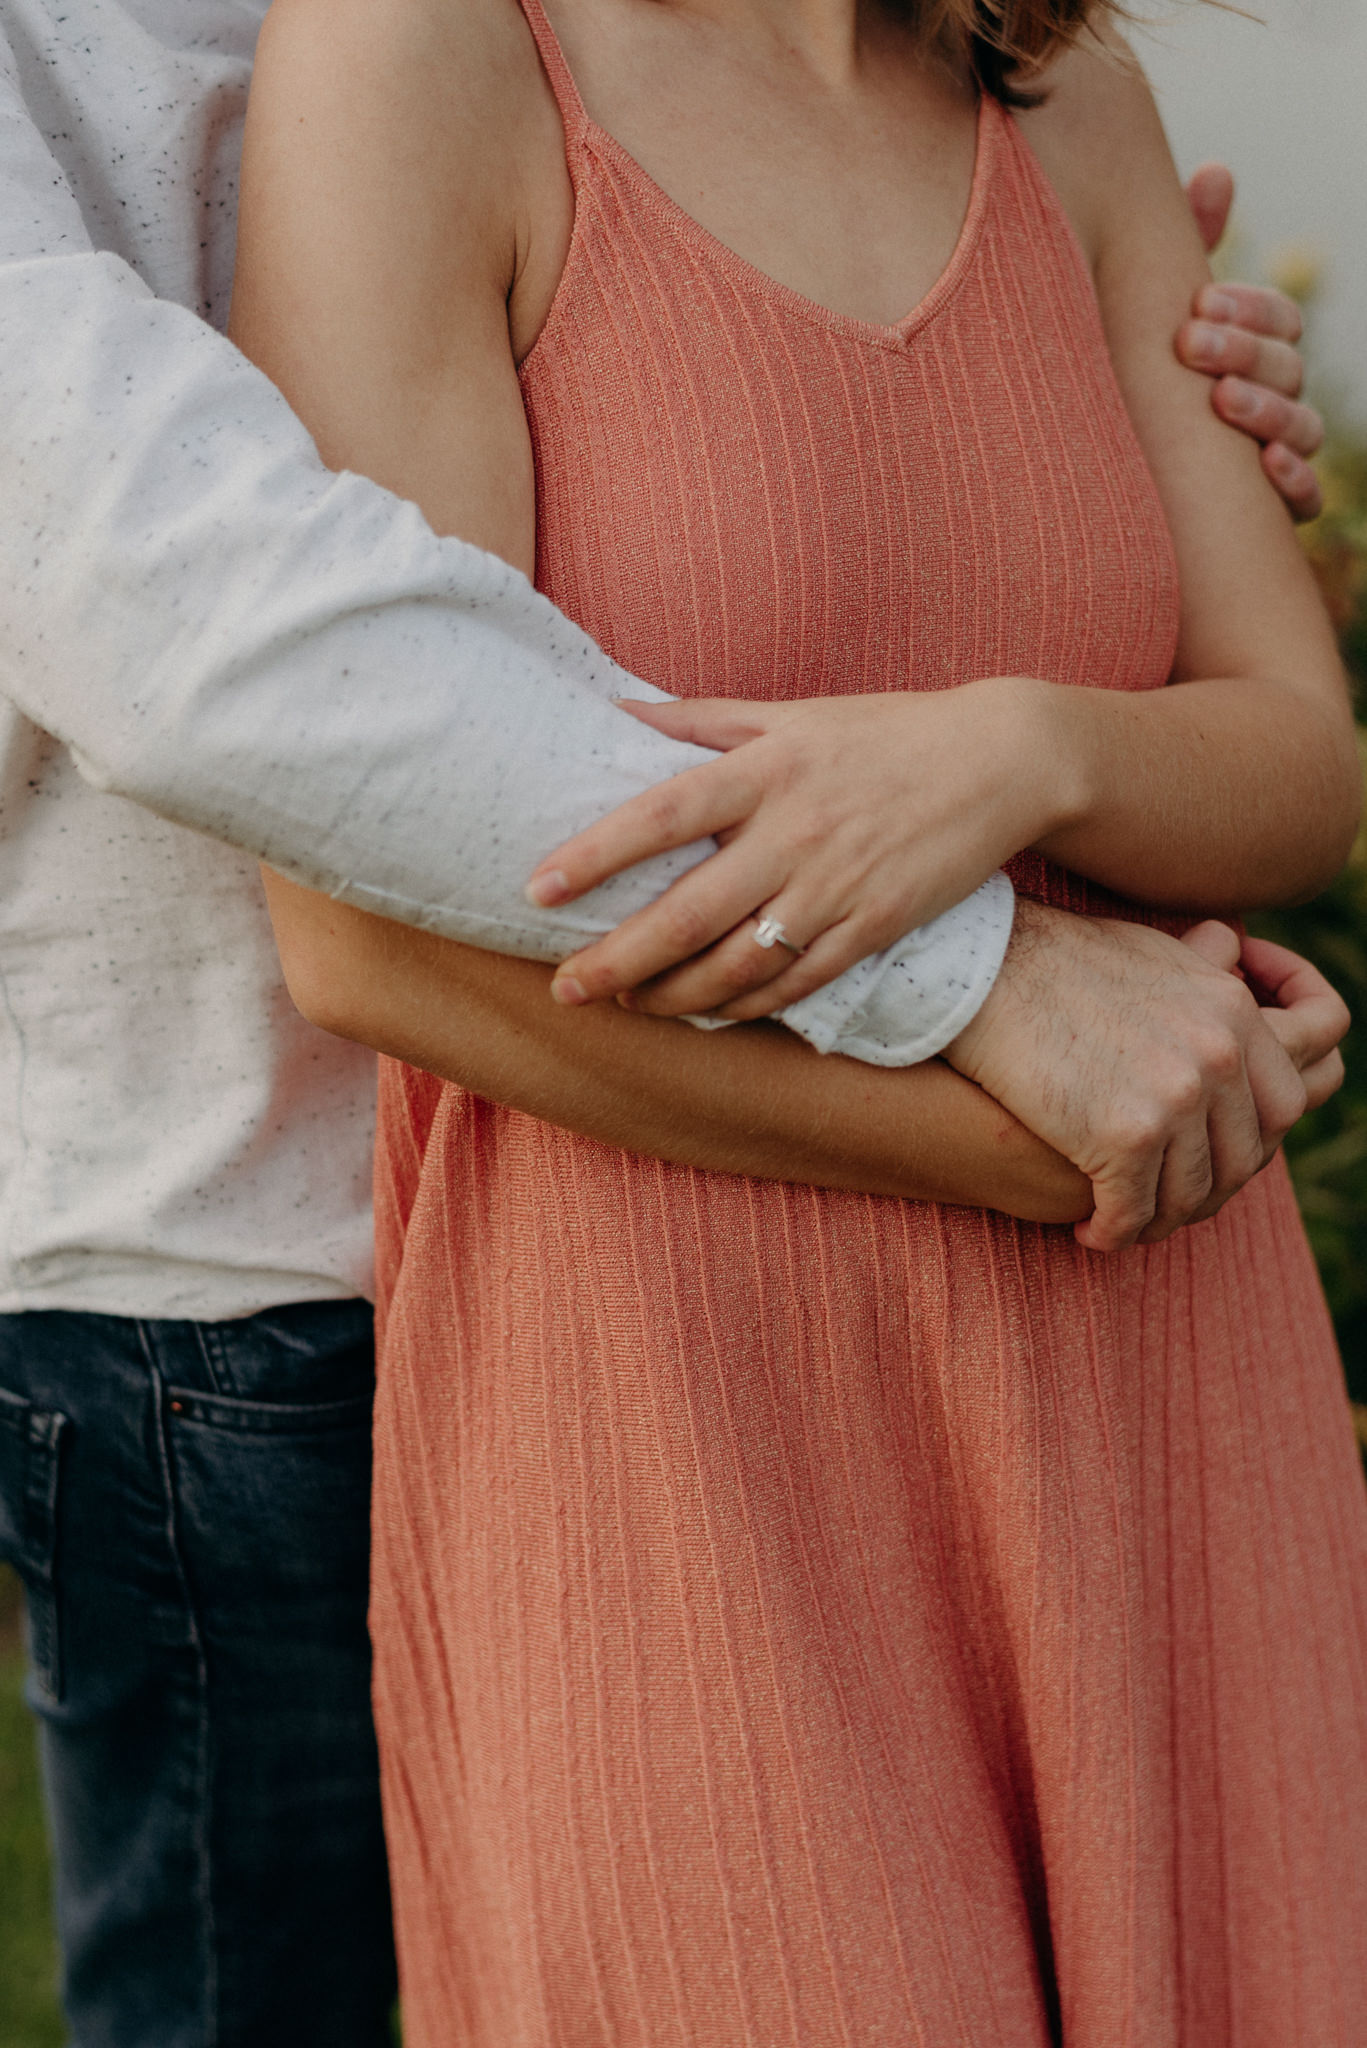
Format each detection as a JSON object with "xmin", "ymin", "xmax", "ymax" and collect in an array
[{"xmin": 231, "ymin": 0, "xmax": 1367, "ymax": 2037}]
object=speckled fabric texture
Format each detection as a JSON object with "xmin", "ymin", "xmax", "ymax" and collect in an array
[
  {"xmin": 0, "ymin": 0, "xmax": 1010, "ymax": 1318},
  {"xmin": 371, "ymin": 19, "xmax": 1367, "ymax": 2040}
]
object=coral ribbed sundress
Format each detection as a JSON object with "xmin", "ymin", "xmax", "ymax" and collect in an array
[{"xmin": 371, "ymin": 11, "xmax": 1367, "ymax": 2042}]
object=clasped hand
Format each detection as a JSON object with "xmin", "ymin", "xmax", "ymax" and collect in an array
[
  {"xmin": 532, "ymin": 679, "xmax": 1059, "ymax": 1019},
  {"xmin": 950, "ymin": 908, "xmax": 1347, "ymax": 1254}
]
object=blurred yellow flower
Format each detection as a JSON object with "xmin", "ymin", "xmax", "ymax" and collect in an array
[{"xmin": 1267, "ymin": 244, "xmax": 1326, "ymax": 308}]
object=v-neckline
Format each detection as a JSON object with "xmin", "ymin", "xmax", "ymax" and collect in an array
[{"xmin": 520, "ymin": 0, "xmax": 999, "ymax": 359}]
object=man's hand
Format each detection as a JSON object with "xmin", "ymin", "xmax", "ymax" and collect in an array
[
  {"xmin": 945, "ymin": 903, "xmax": 1348, "ymax": 1253},
  {"xmin": 1179, "ymin": 162, "xmax": 1324, "ymax": 522}
]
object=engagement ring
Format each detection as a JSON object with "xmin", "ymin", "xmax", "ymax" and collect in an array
[{"xmin": 752, "ymin": 915, "xmax": 807, "ymax": 956}]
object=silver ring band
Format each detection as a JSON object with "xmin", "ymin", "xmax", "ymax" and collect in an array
[{"xmin": 753, "ymin": 914, "xmax": 807, "ymax": 957}]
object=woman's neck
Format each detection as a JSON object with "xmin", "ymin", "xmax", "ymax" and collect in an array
[
  {"xmin": 537, "ymin": 0, "xmax": 979, "ymax": 330},
  {"xmin": 638, "ymin": 0, "xmax": 868, "ymax": 80}
]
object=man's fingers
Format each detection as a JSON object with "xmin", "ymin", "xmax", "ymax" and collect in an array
[
  {"xmin": 1247, "ymin": 935, "xmax": 1352, "ymax": 1075},
  {"xmin": 1212, "ymin": 378, "xmax": 1324, "ymax": 457},
  {"xmin": 1178, "ymin": 918, "xmax": 1243, "ymax": 973},
  {"xmin": 1261, "ymin": 443, "xmax": 1324, "ymax": 524},
  {"xmin": 1240, "ymin": 1004, "xmax": 1312, "ymax": 1147},
  {"xmin": 1300, "ymin": 1047, "xmax": 1346, "ymax": 1113},
  {"xmin": 1262, "ymin": 993, "xmax": 1352, "ymax": 1077},
  {"xmin": 1203, "ymin": 1043, "xmax": 1277, "ymax": 1195},
  {"xmin": 1185, "ymin": 162, "xmax": 1235, "ymax": 255},
  {"xmin": 1240, "ymin": 935, "xmax": 1344, "ymax": 1012},
  {"xmin": 1075, "ymin": 1148, "xmax": 1163, "ymax": 1254},
  {"xmin": 1193, "ymin": 279, "xmax": 1304, "ymax": 344},
  {"xmin": 1242, "ymin": 930, "xmax": 1347, "ymax": 1113},
  {"xmin": 1178, "ymin": 320, "xmax": 1304, "ymax": 397},
  {"xmin": 526, "ymin": 756, "xmax": 758, "ymax": 907},
  {"xmin": 1177, "ymin": 275, "xmax": 1323, "ymax": 520},
  {"xmin": 1140, "ymin": 1118, "xmax": 1215, "ymax": 1243}
]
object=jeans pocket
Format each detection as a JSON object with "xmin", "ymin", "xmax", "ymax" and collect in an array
[
  {"xmin": 162, "ymin": 1384, "xmax": 375, "ymax": 1615},
  {"xmin": 0, "ymin": 1383, "xmax": 69, "ymax": 1703},
  {"xmin": 162, "ymin": 1385, "xmax": 373, "ymax": 1436}
]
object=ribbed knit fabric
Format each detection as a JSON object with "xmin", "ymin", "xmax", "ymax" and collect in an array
[{"xmin": 371, "ymin": 14, "xmax": 1367, "ymax": 2042}]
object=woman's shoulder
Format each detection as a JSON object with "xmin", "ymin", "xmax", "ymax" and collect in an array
[
  {"xmin": 248, "ymin": 0, "xmax": 548, "ymax": 220},
  {"xmin": 255, "ymin": 0, "xmax": 532, "ymax": 95},
  {"xmin": 1013, "ymin": 24, "xmax": 1175, "ymax": 273},
  {"xmin": 241, "ymin": 0, "xmax": 566, "ymax": 337}
]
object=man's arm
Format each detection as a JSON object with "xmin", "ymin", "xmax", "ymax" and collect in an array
[
  {"xmin": 264, "ymin": 871, "xmax": 1090, "ymax": 1219},
  {"xmin": 0, "ymin": 16, "xmax": 1013, "ymax": 1059},
  {"xmin": 0, "ymin": 29, "xmax": 713, "ymax": 947},
  {"xmin": 0, "ymin": 23, "xmax": 1318, "ymax": 1034}
]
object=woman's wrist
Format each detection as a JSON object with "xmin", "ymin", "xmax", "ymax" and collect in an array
[{"xmin": 975, "ymin": 672, "xmax": 1093, "ymax": 852}]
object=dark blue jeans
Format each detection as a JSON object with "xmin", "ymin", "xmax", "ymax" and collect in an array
[{"xmin": 0, "ymin": 1302, "xmax": 396, "ymax": 2048}]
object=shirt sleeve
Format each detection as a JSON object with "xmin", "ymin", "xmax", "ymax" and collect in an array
[{"xmin": 0, "ymin": 36, "xmax": 1012, "ymax": 1065}]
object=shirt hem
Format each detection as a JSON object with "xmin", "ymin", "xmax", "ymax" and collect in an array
[{"xmin": 0, "ymin": 1271, "xmax": 371, "ymax": 1324}]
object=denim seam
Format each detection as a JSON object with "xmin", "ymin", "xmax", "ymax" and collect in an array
[
  {"xmin": 195, "ymin": 1322, "xmax": 231, "ymax": 1397},
  {"xmin": 138, "ymin": 1323, "xmax": 220, "ymax": 2048},
  {"xmin": 159, "ymin": 1386, "xmax": 374, "ymax": 1435},
  {"xmin": 22, "ymin": 1406, "xmax": 66, "ymax": 1703}
]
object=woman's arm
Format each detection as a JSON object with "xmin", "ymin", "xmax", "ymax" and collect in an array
[
  {"xmin": 268, "ymin": 847, "xmax": 1348, "ymax": 1248},
  {"xmin": 535, "ymin": 39, "xmax": 1358, "ymax": 1025},
  {"xmin": 267, "ymin": 870, "xmax": 1089, "ymax": 1215},
  {"xmin": 1013, "ymin": 30, "xmax": 1359, "ymax": 903}
]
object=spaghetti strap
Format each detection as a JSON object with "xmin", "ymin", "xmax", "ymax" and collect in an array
[{"xmin": 515, "ymin": 0, "xmax": 589, "ymax": 140}]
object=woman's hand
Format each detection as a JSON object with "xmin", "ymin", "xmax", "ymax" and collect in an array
[{"xmin": 531, "ymin": 677, "xmax": 1073, "ymax": 1018}]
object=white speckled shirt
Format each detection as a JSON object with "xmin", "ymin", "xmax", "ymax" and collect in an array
[{"xmin": 0, "ymin": 0, "xmax": 1012, "ymax": 1321}]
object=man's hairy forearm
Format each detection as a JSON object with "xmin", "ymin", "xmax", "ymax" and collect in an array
[{"xmin": 265, "ymin": 875, "xmax": 1089, "ymax": 1220}]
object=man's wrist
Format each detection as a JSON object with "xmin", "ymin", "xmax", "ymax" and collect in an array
[
  {"xmin": 944, "ymin": 896, "xmax": 1054, "ymax": 1081},
  {"xmin": 780, "ymin": 872, "xmax": 1017, "ymax": 1068}
]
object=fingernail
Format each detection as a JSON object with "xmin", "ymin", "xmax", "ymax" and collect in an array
[
  {"xmin": 616, "ymin": 991, "xmax": 638, "ymax": 1011},
  {"xmin": 1221, "ymin": 375, "xmax": 1258, "ymax": 421},
  {"xmin": 551, "ymin": 975, "xmax": 586, "ymax": 1006},
  {"xmin": 1191, "ymin": 320, "xmax": 1229, "ymax": 361},
  {"xmin": 1202, "ymin": 289, "xmax": 1239, "ymax": 322},
  {"xmin": 526, "ymin": 869, "xmax": 570, "ymax": 908}
]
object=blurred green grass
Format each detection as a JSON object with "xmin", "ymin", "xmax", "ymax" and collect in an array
[
  {"xmin": 1259, "ymin": 402, "xmax": 1367, "ymax": 1433},
  {"xmin": 0, "ymin": 1568, "xmax": 62, "ymax": 2048}
]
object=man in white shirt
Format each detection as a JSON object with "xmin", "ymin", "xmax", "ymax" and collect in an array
[{"xmin": 0, "ymin": 0, "xmax": 1331, "ymax": 2040}]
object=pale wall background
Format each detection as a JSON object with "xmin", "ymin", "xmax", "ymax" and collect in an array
[{"xmin": 1137, "ymin": 0, "xmax": 1367, "ymax": 421}]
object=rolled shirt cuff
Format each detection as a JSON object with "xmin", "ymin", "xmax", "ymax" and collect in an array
[{"xmin": 765, "ymin": 870, "xmax": 1016, "ymax": 1068}]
